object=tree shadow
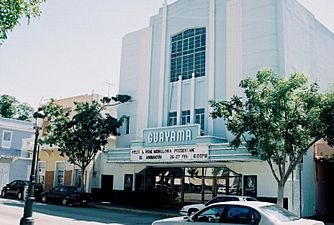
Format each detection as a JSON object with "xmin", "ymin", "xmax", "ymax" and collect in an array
[{"xmin": 3, "ymin": 200, "xmax": 157, "ymax": 225}]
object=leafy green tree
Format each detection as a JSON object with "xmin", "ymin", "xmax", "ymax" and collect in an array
[
  {"xmin": 210, "ymin": 68, "xmax": 334, "ymax": 207},
  {"xmin": 16, "ymin": 102, "xmax": 34, "ymax": 120},
  {"xmin": 0, "ymin": 0, "xmax": 45, "ymax": 45},
  {"xmin": 42, "ymin": 95, "xmax": 131, "ymax": 191},
  {"xmin": 0, "ymin": 94, "xmax": 33, "ymax": 121},
  {"xmin": 0, "ymin": 94, "xmax": 17, "ymax": 118}
]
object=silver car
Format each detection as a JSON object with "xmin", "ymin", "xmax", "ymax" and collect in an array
[
  {"xmin": 154, "ymin": 201, "xmax": 324, "ymax": 225},
  {"xmin": 179, "ymin": 195, "xmax": 257, "ymax": 216}
]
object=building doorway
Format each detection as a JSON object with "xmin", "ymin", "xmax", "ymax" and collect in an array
[
  {"xmin": 138, "ymin": 166, "xmax": 242, "ymax": 207},
  {"xmin": 101, "ymin": 175, "xmax": 114, "ymax": 201},
  {"xmin": 315, "ymin": 160, "xmax": 334, "ymax": 219}
]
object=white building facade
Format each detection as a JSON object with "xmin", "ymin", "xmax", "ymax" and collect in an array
[{"xmin": 100, "ymin": 0, "xmax": 334, "ymax": 217}]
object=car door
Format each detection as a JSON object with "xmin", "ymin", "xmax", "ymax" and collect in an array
[
  {"xmin": 220, "ymin": 205, "xmax": 261, "ymax": 225},
  {"xmin": 186, "ymin": 205, "xmax": 227, "ymax": 225},
  {"xmin": 57, "ymin": 186, "xmax": 68, "ymax": 203},
  {"xmin": 47, "ymin": 186, "xmax": 60, "ymax": 202},
  {"xmin": 6, "ymin": 180, "xmax": 17, "ymax": 195}
]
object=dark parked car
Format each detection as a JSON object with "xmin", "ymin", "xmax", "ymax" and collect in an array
[
  {"xmin": 40, "ymin": 185, "xmax": 91, "ymax": 206},
  {"xmin": 1, "ymin": 180, "xmax": 44, "ymax": 200}
]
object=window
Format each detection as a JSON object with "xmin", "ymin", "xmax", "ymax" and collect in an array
[
  {"xmin": 1, "ymin": 130, "xmax": 12, "ymax": 148},
  {"xmin": 195, "ymin": 108, "xmax": 205, "ymax": 132},
  {"xmin": 223, "ymin": 206, "xmax": 261, "ymax": 224},
  {"xmin": 181, "ymin": 110, "xmax": 190, "ymax": 125},
  {"xmin": 55, "ymin": 162, "xmax": 65, "ymax": 186},
  {"xmin": 168, "ymin": 112, "xmax": 177, "ymax": 126},
  {"xmin": 74, "ymin": 169, "xmax": 82, "ymax": 188},
  {"xmin": 124, "ymin": 116, "xmax": 130, "ymax": 134},
  {"xmin": 170, "ymin": 28, "xmax": 206, "ymax": 82},
  {"xmin": 260, "ymin": 205, "xmax": 299, "ymax": 222},
  {"xmin": 193, "ymin": 205, "xmax": 226, "ymax": 223},
  {"xmin": 37, "ymin": 161, "xmax": 46, "ymax": 187}
]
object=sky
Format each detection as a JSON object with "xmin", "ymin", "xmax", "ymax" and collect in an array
[{"xmin": 0, "ymin": 0, "xmax": 333, "ymax": 108}]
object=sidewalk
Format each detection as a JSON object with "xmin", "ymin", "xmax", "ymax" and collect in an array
[{"xmin": 90, "ymin": 202, "xmax": 179, "ymax": 217}]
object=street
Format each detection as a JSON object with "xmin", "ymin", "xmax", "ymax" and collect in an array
[{"xmin": 0, "ymin": 198, "xmax": 167, "ymax": 225}]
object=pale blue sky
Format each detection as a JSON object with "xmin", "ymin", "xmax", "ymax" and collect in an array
[{"xmin": 0, "ymin": 0, "xmax": 333, "ymax": 108}]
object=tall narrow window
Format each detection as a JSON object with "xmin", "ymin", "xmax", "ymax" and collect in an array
[
  {"xmin": 37, "ymin": 161, "xmax": 46, "ymax": 187},
  {"xmin": 1, "ymin": 130, "xmax": 12, "ymax": 148},
  {"xmin": 124, "ymin": 116, "xmax": 130, "ymax": 134},
  {"xmin": 168, "ymin": 112, "xmax": 177, "ymax": 126},
  {"xmin": 195, "ymin": 108, "xmax": 205, "ymax": 132},
  {"xmin": 181, "ymin": 110, "xmax": 190, "ymax": 125},
  {"xmin": 74, "ymin": 169, "xmax": 82, "ymax": 188},
  {"xmin": 170, "ymin": 28, "xmax": 206, "ymax": 82},
  {"xmin": 55, "ymin": 162, "xmax": 65, "ymax": 186}
]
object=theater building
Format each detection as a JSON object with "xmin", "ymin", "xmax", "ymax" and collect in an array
[{"xmin": 95, "ymin": 0, "xmax": 334, "ymax": 217}]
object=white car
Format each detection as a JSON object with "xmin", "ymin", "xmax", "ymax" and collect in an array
[
  {"xmin": 153, "ymin": 201, "xmax": 324, "ymax": 225},
  {"xmin": 179, "ymin": 195, "xmax": 257, "ymax": 216}
]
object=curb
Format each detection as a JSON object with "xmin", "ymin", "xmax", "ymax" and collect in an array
[{"xmin": 90, "ymin": 202, "xmax": 179, "ymax": 217}]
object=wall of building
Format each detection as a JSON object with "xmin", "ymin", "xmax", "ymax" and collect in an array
[
  {"xmin": 112, "ymin": 0, "xmax": 334, "ymax": 216},
  {"xmin": 9, "ymin": 158, "xmax": 31, "ymax": 181},
  {"xmin": 117, "ymin": 28, "xmax": 152, "ymax": 148},
  {"xmin": 283, "ymin": 0, "xmax": 334, "ymax": 91},
  {"xmin": 0, "ymin": 118, "xmax": 34, "ymax": 158}
]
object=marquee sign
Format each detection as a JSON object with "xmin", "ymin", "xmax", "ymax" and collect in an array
[
  {"xmin": 143, "ymin": 124, "xmax": 199, "ymax": 147},
  {"xmin": 130, "ymin": 145, "xmax": 208, "ymax": 162}
]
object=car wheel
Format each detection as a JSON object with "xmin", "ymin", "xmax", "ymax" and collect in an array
[
  {"xmin": 188, "ymin": 208, "xmax": 198, "ymax": 216},
  {"xmin": 1, "ymin": 190, "xmax": 6, "ymax": 198},
  {"xmin": 41, "ymin": 196, "xmax": 47, "ymax": 203},
  {"xmin": 62, "ymin": 198, "xmax": 68, "ymax": 206},
  {"xmin": 17, "ymin": 192, "xmax": 23, "ymax": 200}
]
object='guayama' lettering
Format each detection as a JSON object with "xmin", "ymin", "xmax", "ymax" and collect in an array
[{"xmin": 147, "ymin": 129, "xmax": 191, "ymax": 143}]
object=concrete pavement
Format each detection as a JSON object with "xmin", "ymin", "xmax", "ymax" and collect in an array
[{"xmin": 90, "ymin": 201, "xmax": 179, "ymax": 217}]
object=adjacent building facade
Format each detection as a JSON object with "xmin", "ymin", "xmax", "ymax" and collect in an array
[
  {"xmin": 38, "ymin": 94, "xmax": 113, "ymax": 192},
  {"xmin": 0, "ymin": 117, "xmax": 34, "ymax": 191},
  {"xmin": 98, "ymin": 0, "xmax": 334, "ymax": 217}
]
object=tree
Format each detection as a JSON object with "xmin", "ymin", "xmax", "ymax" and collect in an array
[
  {"xmin": 41, "ymin": 95, "xmax": 131, "ymax": 191},
  {"xmin": 16, "ymin": 102, "xmax": 34, "ymax": 120},
  {"xmin": 0, "ymin": 0, "xmax": 45, "ymax": 45},
  {"xmin": 210, "ymin": 68, "xmax": 334, "ymax": 207},
  {"xmin": 0, "ymin": 94, "xmax": 33, "ymax": 121},
  {"xmin": 0, "ymin": 94, "xmax": 17, "ymax": 118}
]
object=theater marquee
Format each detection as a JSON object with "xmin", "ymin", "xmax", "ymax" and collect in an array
[
  {"xmin": 130, "ymin": 145, "xmax": 208, "ymax": 162},
  {"xmin": 130, "ymin": 125, "xmax": 207, "ymax": 162}
]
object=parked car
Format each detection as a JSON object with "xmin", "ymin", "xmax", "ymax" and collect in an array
[
  {"xmin": 154, "ymin": 201, "xmax": 324, "ymax": 225},
  {"xmin": 217, "ymin": 185, "xmax": 239, "ymax": 194},
  {"xmin": 179, "ymin": 195, "xmax": 257, "ymax": 216},
  {"xmin": 40, "ymin": 185, "xmax": 91, "ymax": 206},
  {"xmin": 1, "ymin": 180, "xmax": 44, "ymax": 200}
]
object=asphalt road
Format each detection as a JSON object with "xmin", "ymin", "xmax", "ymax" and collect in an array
[{"xmin": 0, "ymin": 198, "xmax": 168, "ymax": 225}]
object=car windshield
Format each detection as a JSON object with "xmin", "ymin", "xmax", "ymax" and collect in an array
[{"xmin": 260, "ymin": 205, "xmax": 299, "ymax": 222}]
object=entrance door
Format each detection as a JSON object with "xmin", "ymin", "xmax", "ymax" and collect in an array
[
  {"xmin": 0, "ymin": 163, "xmax": 10, "ymax": 190},
  {"xmin": 101, "ymin": 175, "xmax": 113, "ymax": 201},
  {"xmin": 316, "ymin": 161, "xmax": 334, "ymax": 218}
]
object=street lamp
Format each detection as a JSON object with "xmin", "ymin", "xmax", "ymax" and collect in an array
[{"xmin": 20, "ymin": 109, "xmax": 45, "ymax": 225}]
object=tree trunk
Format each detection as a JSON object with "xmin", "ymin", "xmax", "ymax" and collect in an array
[
  {"xmin": 80, "ymin": 166, "xmax": 86, "ymax": 192},
  {"xmin": 277, "ymin": 180, "xmax": 285, "ymax": 207}
]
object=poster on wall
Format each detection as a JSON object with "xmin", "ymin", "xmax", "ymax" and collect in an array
[
  {"xmin": 243, "ymin": 175, "xmax": 257, "ymax": 197},
  {"xmin": 124, "ymin": 174, "xmax": 133, "ymax": 191}
]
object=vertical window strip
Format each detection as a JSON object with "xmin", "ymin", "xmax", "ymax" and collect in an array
[
  {"xmin": 181, "ymin": 110, "xmax": 191, "ymax": 125},
  {"xmin": 125, "ymin": 116, "xmax": 130, "ymax": 134},
  {"xmin": 195, "ymin": 108, "xmax": 205, "ymax": 132},
  {"xmin": 168, "ymin": 112, "xmax": 177, "ymax": 126}
]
